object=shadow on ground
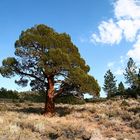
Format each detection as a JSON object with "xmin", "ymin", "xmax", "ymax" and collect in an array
[
  {"xmin": 13, "ymin": 107, "xmax": 43, "ymax": 114},
  {"xmin": 55, "ymin": 106, "xmax": 72, "ymax": 117},
  {"xmin": 10, "ymin": 105, "xmax": 72, "ymax": 116},
  {"xmin": 9, "ymin": 103, "xmax": 86, "ymax": 117}
]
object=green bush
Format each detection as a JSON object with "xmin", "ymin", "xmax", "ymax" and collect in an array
[
  {"xmin": 21, "ymin": 92, "xmax": 45, "ymax": 102},
  {"xmin": 55, "ymin": 95, "xmax": 85, "ymax": 105},
  {"xmin": 85, "ymin": 98, "xmax": 107, "ymax": 103},
  {"xmin": 0, "ymin": 88, "xmax": 19, "ymax": 99}
]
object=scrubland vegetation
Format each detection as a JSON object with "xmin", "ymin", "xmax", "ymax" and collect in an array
[{"xmin": 0, "ymin": 98, "xmax": 139, "ymax": 140}]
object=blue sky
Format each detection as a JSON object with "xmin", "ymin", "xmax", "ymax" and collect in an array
[{"xmin": 0, "ymin": 0, "xmax": 140, "ymax": 97}]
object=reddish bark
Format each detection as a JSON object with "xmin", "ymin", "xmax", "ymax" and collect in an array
[
  {"xmin": 44, "ymin": 94, "xmax": 55, "ymax": 116},
  {"xmin": 44, "ymin": 76, "xmax": 55, "ymax": 116},
  {"xmin": 43, "ymin": 76, "xmax": 64, "ymax": 116}
]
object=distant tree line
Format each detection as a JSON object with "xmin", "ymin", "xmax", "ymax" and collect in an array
[
  {"xmin": 103, "ymin": 58, "xmax": 140, "ymax": 99},
  {"xmin": 0, "ymin": 88, "xmax": 41, "ymax": 101},
  {"xmin": 0, "ymin": 88, "xmax": 85, "ymax": 104},
  {"xmin": 0, "ymin": 87, "xmax": 19, "ymax": 99}
]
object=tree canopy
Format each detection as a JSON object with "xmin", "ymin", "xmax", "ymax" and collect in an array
[{"xmin": 0, "ymin": 24, "xmax": 100, "ymax": 114}]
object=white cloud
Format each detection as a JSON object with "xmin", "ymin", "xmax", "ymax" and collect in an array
[
  {"xmin": 114, "ymin": 0, "xmax": 140, "ymax": 20},
  {"xmin": 117, "ymin": 19, "xmax": 140, "ymax": 41},
  {"xmin": 91, "ymin": 0, "xmax": 140, "ymax": 62},
  {"xmin": 91, "ymin": 19, "xmax": 122, "ymax": 45},
  {"xmin": 127, "ymin": 35, "xmax": 140, "ymax": 62}
]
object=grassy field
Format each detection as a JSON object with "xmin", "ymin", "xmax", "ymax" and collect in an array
[{"xmin": 0, "ymin": 98, "xmax": 139, "ymax": 140}]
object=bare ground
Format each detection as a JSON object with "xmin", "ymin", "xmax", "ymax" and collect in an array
[{"xmin": 0, "ymin": 98, "xmax": 139, "ymax": 140}]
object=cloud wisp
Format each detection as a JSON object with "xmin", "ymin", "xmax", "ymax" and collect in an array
[
  {"xmin": 91, "ymin": 19, "xmax": 122, "ymax": 45},
  {"xmin": 91, "ymin": 0, "xmax": 140, "ymax": 62}
]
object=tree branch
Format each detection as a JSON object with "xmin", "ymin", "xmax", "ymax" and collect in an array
[
  {"xmin": 53, "ymin": 88, "xmax": 64, "ymax": 99},
  {"xmin": 15, "ymin": 68, "xmax": 45, "ymax": 83}
]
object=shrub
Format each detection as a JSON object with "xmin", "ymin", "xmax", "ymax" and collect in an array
[
  {"xmin": 121, "ymin": 112, "xmax": 132, "ymax": 121},
  {"xmin": 128, "ymin": 107, "xmax": 140, "ymax": 114},
  {"xmin": 88, "ymin": 107, "xmax": 96, "ymax": 113},
  {"xmin": 20, "ymin": 91, "xmax": 45, "ymax": 102},
  {"xmin": 131, "ymin": 119, "xmax": 140, "ymax": 129},
  {"xmin": 121, "ymin": 100, "xmax": 130, "ymax": 107},
  {"xmin": 0, "ymin": 104, "xmax": 8, "ymax": 111},
  {"xmin": 0, "ymin": 88, "xmax": 19, "ymax": 99},
  {"xmin": 55, "ymin": 95, "xmax": 85, "ymax": 105}
]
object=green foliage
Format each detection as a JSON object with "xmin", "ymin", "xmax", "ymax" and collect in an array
[
  {"xmin": 103, "ymin": 69, "xmax": 117, "ymax": 98},
  {"xmin": 0, "ymin": 88, "xmax": 85, "ymax": 104},
  {"xmin": 0, "ymin": 87, "xmax": 19, "ymax": 99},
  {"xmin": 0, "ymin": 24, "xmax": 100, "ymax": 97},
  {"xmin": 68, "ymin": 68, "xmax": 100, "ymax": 96},
  {"xmin": 137, "ymin": 69, "xmax": 140, "ymax": 85},
  {"xmin": 115, "ymin": 81, "xmax": 126, "ymax": 97},
  {"xmin": 125, "ymin": 87, "xmax": 140, "ymax": 98},
  {"xmin": 0, "ymin": 87, "xmax": 44, "ymax": 102},
  {"xmin": 55, "ymin": 95, "xmax": 85, "ymax": 104},
  {"xmin": 85, "ymin": 98, "xmax": 107, "ymax": 103},
  {"xmin": 20, "ymin": 91, "xmax": 45, "ymax": 102},
  {"xmin": 118, "ymin": 82, "xmax": 125, "ymax": 93},
  {"xmin": 124, "ymin": 58, "xmax": 140, "ymax": 98},
  {"xmin": 136, "ymin": 68, "xmax": 140, "ymax": 95},
  {"xmin": 124, "ymin": 58, "xmax": 138, "ymax": 87},
  {"xmin": 0, "ymin": 57, "xmax": 17, "ymax": 78}
]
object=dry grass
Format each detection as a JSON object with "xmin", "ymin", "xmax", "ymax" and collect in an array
[{"xmin": 0, "ymin": 98, "xmax": 139, "ymax": 140}]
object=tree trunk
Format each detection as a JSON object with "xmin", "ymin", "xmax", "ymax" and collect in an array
[
  {"xmin": 44, "ymin": 94, "xmax": 55, "ymax": 116},
  {"xmin": 44, "ymin": 76, "xmax": 55, "ymax": 116},
  {"xmin": 43, "ymin": 76, "xmax": 64, "ymax": 116}
]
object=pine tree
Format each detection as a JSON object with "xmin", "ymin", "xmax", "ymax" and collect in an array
[
  {"xmin": 135, "ymin": 69, "xmax": 140, "ymax": 97},
  {"xmin": 0, "ymin": 24, "xmax": 100, "ymax": 115},
  {"xmin": 124, "ymin": 58, "xmax": 140, "ymax": 98},
  {"xmin": 103, "ymin": 69, "xmax": 117, "ymax": 98},
  {"xmin": 118, "ymin": 81, "xmax": 125, "ymax": 95},
  {"xmin": 124, "ymin": 58, "xmax": 137, "ymax": 87}
]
